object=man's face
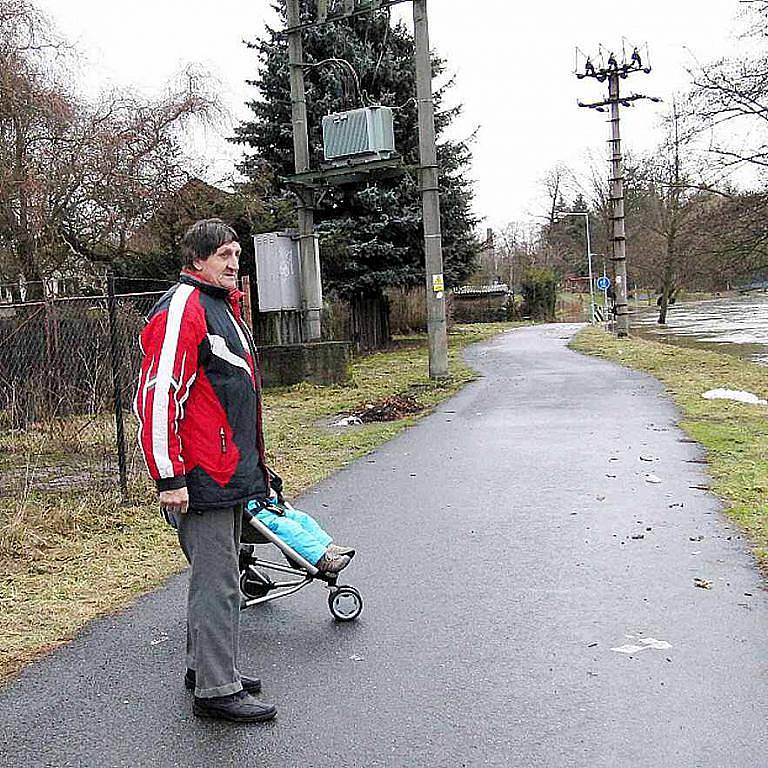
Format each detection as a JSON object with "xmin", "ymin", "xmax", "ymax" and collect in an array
[{"xmin": 194, "ymin": 240, "xmax": 241, "ymax": 291}]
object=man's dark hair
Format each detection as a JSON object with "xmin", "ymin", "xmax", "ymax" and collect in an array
[{"xmin": 180, "ymin": 219, "xmax": 238, "ymax": 267}]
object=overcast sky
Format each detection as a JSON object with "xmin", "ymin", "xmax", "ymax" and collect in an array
[{"xmin": 37, "ymin": 0, "xmax": 745, "ymax": 230}]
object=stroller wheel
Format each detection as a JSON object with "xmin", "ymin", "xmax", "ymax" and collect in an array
[{"xmin": 328, "ymin": 586, "xmax": 363, "ymax": 622}]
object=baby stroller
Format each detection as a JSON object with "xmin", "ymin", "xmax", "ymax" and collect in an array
[{"xmin": 238, "ymin": 477, "xmax": 363, "ymax": 622}]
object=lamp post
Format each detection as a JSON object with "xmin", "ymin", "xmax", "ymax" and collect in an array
[{"xmin": 556, "ymin": 211, "xmax": 596, "ymax": 324}]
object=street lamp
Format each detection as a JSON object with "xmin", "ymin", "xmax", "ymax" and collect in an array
[{"xmin": 555, "ymin": 211, "xmax": 596, "ymax": 324}]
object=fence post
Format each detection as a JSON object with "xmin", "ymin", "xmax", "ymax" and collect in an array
[
  {"xmin": 106, "ymin": 271, "xmax": 129, "ymax": 502},
  {"xmin": 42, "ymin": 288, "xmax": 56, "ymax": 420},
  {"xmin": 241, "ymin": 275, "xmax": 254, "ymax": 331}
]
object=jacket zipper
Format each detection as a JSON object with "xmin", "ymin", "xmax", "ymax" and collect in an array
[
  {"xmin": 219, "ymin": 427, "xmax": 227, "ymax": 454},
  {"xmin": 226, "ymin": 302, "xmax": 269, "ymax": 489}
]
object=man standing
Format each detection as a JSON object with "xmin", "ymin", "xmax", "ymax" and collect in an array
[{"xmin": 135, "ymin": 219, "xmax": 277, "ymax": 723}]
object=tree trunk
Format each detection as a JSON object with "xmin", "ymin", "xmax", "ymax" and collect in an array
[
  {"xmin": 657, "ymin": 291, "xmax": 669, "ymax": 325},
  {"xmin": 13, "ymin": 115, "xmax": 43, "ymax": 300},
  {"xmin": 657, "ymin": 263, "xmax": 675, "ymax": 325},
  {"xmin": 658, "ymin": 106, "xmax": 682, "ymax": 327}
]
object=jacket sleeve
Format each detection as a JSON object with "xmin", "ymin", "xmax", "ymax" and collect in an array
[{"xmin": 134, "ymin": 288, "xmax": 206, "ymax": 492}]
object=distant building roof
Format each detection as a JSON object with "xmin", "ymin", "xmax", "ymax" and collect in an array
[{"xmin": 453, "ymin": 283, "xmax": 510, "ymax": 297}]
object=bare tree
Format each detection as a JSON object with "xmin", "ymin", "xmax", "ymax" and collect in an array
[
  {"xmin": 539, "ymin": 164, "xmax": 571, "ymax": 267},
  {"xmin": 638, "ymin": 103, "xmax": 702, "ymax": 323},
  {"xmin": 0, "ymin": 0, "xmax": 70, "ymax": 290},
  {"xmin": 630, "ymin": 97, "xmax": 754, "ymax": 321},
  {"xmin": 494, "ymin": 221, "xmax": 539, "ymax": 288},
  {"xmin": 685, "ymin": 189, "xmax": 768, "ymax": 284},
  {"xmin": 690, "ymin": 1, "xmax": 768, "ymax": 172},
  {"xmin": 0, "ymin": 0, "xmax": 218, "ymax": 292},
  {"xmin": 63, "ymin": 71, "xmax": 218, "ymax": 263}
]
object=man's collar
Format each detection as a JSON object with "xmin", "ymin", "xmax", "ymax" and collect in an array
[{"xmin": 179, "ymin": 270, "xmax": 232, "ymax": 300}]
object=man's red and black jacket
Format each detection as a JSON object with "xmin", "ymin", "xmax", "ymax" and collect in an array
[{"xmin": 134, "ymin": 273, "xmax": 269, "ymax": 509}]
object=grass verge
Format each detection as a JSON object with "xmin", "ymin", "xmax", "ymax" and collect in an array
[
  {"xmin": 0, "ymin": 322, "xmax": 519, "ymax": 682},
  {"xmin": 571, "ymin": 327, "xmax": 768, "ymax": 572}
]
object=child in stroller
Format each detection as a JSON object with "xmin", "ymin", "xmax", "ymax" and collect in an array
[{"xmin": 239, "ymin": 473, "xmax": 363, "ymax": 622}]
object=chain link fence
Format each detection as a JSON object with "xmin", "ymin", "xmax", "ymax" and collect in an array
[
  {"xmin": 0, "ymin": 278, "xmax": 463, "ymax": 503},
  {"xmin": 0, "ymin": 278, "xmax": 171, "ymax": 502}
]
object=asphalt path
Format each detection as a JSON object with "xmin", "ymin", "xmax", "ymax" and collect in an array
[{"xmin": 1, "ymin": 324, "xmax": 766, "ymax": 767}]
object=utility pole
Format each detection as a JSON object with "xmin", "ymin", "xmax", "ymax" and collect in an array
[
  {"xmin": 607, "ymin": 71, "xmax": 629, "ymax": 337},
  {"xmin": 284, "ymin": 0, "xmax": 447, "ymax": 374},
  {"xmin": 286, "ymin": 0, "xmax": 322, "ymax": 341},
  {"xmin": 576, "ymin": 46, "xmax": 660, "ymax": 337},
  {"xmin": 413, "ymin": 0, "xmax": 448, "ymax": 377}
]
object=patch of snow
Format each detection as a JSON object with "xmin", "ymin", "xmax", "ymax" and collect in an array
[{"xmin": 702, "ymin": 388, "xmax": 767, "ymax": 406}]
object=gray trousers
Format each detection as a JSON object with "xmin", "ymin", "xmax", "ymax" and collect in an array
[{"xmin": 174, "ymin": 505, "xmax": 244, "ymax": 699}]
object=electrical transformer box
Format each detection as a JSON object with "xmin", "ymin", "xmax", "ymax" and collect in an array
[
  {"xmin": 322, "ymin": 105, "xmax": 395, "ymax": 162},
  {"xmin": 253, "ymin": 231, "xmax": 322, "ymax": 312}
]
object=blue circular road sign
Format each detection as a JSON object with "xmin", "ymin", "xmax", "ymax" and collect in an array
[{"xmin": 596, "ymin": 276, "xmax": 611, "ymax": 291}]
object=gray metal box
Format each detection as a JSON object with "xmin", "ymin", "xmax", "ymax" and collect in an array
[
  {"xmin": 253, "ymin": 231, "xmax": 322, "ymax": 312},
  {"xmin": 254, "ymin": 232, "xmax": 301, "ymax": 312},
  {"xmin": 322, "ymin": 105, "xmax": 395, "ymax": 161}
]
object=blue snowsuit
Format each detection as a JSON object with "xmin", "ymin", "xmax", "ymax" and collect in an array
[{"xmin": 246, "ymin": 501, "xmax": 332, "ymax": 565}]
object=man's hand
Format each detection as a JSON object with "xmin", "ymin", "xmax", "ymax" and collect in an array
[{"xmin": 159, "ymin": 487, "xmax": 189, "ymax": 515}]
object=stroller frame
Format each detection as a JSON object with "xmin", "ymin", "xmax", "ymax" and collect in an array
[{"xmin": 239, "ymin": 505, "xmax": 363, "ymax": 622}]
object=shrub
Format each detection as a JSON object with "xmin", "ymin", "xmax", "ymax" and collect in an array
[{"xmin": 521, "ymin": 267, "xmax": 557, "ymax": 321}]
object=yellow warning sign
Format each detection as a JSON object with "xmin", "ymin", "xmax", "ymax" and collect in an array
[{"xmin": 432, "ymin": 273, "xmax": 444, "ymax": 292}]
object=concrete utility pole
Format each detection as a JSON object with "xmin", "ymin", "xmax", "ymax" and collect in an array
[
  {"xmin": 576, "ymin": 46, "xmax": 659, "ymax": 337},
  {"xmin": 285, "ymin": 0, "xmax": 446, "ymax": 374},
  {"xmin": 286, "ymin": 0, "xmax": 322, "ymax": 341},
  {"xmin": 413, "ymin": 0, "xmax": 449, "ymax": 378},
  {"xmin": 606, "ymin": 72, "xmax": 629, "ymax": 336}
]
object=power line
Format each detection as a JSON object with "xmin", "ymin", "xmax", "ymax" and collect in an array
[
  {"xmin": 282, "ymin": 0, "xmax": 410, "ymax": 36},
  {"xmin": 301, "ymin": 57, "xmax": 367, "ymax": 107}
]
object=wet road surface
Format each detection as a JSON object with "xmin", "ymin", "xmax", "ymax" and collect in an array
[{"xmin": 1, "ymin": 324, "xmax": 766, "ymax": 767}]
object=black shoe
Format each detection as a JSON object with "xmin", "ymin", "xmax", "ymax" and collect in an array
[
  {"xmin": 185, "ymin": 669, "xmax": 262, "ymax": 695},
  {"xmin": 193, "ymin": 690, "xmax": 277, "ymax": 723}
]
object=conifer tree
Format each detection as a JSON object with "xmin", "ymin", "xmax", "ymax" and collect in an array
[{"xmin": 233, "ymin": 1, "xmax": 478, "ymax": 345}]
